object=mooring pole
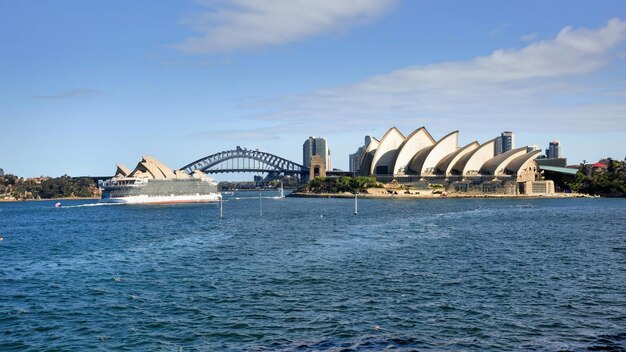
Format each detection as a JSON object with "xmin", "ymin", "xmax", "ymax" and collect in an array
[
  {"xmin": 259, "ymin": 192, "xmax": 263, "ymax": 216},
  {"xmin": 220, "ymin": 196, "xmax": 223, "ymax": 219},
  {"xmin": 354, "ymin": 193, "xmax": 358, "ymax": 215}
]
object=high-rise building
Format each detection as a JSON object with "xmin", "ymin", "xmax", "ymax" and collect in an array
[
  {"xmin": 547, "ymin": 140, "xmax": 561, "ymax": 159},
  {"xmin": 303, "ymin": 137, "xmax": 331, "ymax": 171},
  {"xmin": 494, "ymin": 131, "xmax": 515, "ymax": 155},
  {"xmin": 349, "ymin": 136, "xmax": 372, "ymax": 174},
  {"xmin": 0, "ymin": 168, "xmax": 4, "ymax": 176},
  {"xmin": 501, "ymin": 131, "xmax": 514, "ymax": 153}
]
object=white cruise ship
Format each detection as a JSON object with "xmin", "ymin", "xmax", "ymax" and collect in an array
[{"xmin": 100, "ymin": 156, "xmax": 221, "ymax": 205}]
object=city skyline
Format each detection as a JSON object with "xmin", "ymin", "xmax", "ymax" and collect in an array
[{"xmin": 2, "ymin": 1, "xmax": 626, "ymax": 179}]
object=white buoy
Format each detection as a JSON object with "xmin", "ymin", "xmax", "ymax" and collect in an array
[{"xmin": 54, "ymin": 202, "xmax": 61, "ymax": 208}]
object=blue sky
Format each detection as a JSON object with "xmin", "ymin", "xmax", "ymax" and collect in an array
[{"xmin": 2, "ymin": 0, "xmax": 625, "ymax": 179}]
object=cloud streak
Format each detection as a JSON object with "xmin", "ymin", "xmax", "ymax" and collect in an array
[
  {"xmin": 186, "ymin": 121, "xmax": 342, "ymax": 141},
  {"xmin": 173, "ymin": 0, "xmax": 394, "ymax": 54},
  {"xmin": 248, "ymin": 19, "xmax": 626, "ymax": 134},
  {"xmin": 32, "ymin": 88, "xmax": 99, "ymax": 100},
  {"xmin": 521, "ymin": 32, "xmax": 539, "ymax": 42},
  {"xmin": 188, "ymin": 125, "xmax": 286, "ymax": 141}
]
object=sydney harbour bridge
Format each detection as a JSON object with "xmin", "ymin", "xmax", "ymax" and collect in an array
[
  {"xmin": 181, "ymin": 146, "xmax": 309, "ymax": 180},
  {"xmin": 87, "ymin": 147, "xmax": 322, "ymax": 183}
]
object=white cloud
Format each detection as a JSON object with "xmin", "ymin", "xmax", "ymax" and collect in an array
[
  {"xmin": 248, "ymin": 18, "xmax": 626, "ymax": 134},
  {"xmin": 173, "ymin": 0, "xmax": 394, "ymax": 54}
]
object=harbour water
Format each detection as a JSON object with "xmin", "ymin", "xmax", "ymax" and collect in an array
[{"xmin": 1, "ymin": 195, "xmax": 625, "ymax": 351}]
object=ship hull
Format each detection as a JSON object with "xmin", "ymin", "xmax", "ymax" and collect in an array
[{"xmin": 100, "ymin": 193, "xmax": 221, "ymax": 205}]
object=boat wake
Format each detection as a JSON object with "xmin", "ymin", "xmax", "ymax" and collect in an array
[
  {"xmin": 57, "ymin": 203, "xmax": 122, "ymax": 209},
  {"xmin": 231, "ymin": 196, "xmax": 284, "ymax": 201}
]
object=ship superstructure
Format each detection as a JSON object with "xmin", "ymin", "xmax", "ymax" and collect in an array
[{"xmin": 100, "ymin": 156, "xmax": 221, "ymax": 204}]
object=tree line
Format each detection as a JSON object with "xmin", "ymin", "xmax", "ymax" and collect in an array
[
  {"xmin": 571, "ymin": 158, "xmax": 626, "ymax": 197},
  {"xmin": 305, "ymin": 176, "xmax": 382, "ymax": 194},
  {"xmin": 0, "ymin": 174, "xmax": 100, "ymax": 200}
]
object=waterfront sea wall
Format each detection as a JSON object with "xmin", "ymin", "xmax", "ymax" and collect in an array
[{"xmin": 288, "ymin": 189, "xmax": 591, "ymax": 199}]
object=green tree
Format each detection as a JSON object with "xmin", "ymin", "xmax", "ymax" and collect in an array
[
  {"xmin": 571, "ymin": 159, "xmax": 626, "ymax": 196},
  {"xmin": 305, "ymin": 175, "xmax": 381, "ymax": 194}
]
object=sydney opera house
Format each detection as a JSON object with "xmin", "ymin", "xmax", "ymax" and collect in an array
[{"xmin": 355, "ymin": 126, "xmax": 553, "ymax": 194}]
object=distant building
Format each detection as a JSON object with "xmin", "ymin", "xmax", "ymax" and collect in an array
[
  {"xmin": 547, "ymin": 140, "xmax": 561, "ymax": 159},
  {"xmin": 0, "ymin": 168, "xmax": 4, "ymax": 176},
  {"xmin": 495, "ymin": 131, "xmax": 515, "ymax": 155},
  {"xmin": 303, "ymin": 136, "xmax": 331, "ymax": 171},
  {"xmin": 536, "ymin": 158, "xmax": 567, "ymax": 168},
  {"xmin": 309, "ymin": 155, "xmax": 326, "ymax": 180},
  {"xmin": 592, "ymin": 161, "xmax": 608, "ymax": 171},
  {"xmin": 349, "ymin": 152, "xmax": 359, "ymax": 174},
  {"xmin": 349, "ymin": 136, "xmax": 372, "ymax": 174},
  {"xmin": 527, "ymin": 144, "xmax": 540, "ymax": 153},
  {"xmin": 327, "ymin": 149, "xmax": 332, "ymax": 171},
  {"xmin": 502, "ymin": 131, "xmax": 515, "ymax": 153}
]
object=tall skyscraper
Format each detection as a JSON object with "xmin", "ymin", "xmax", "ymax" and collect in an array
[
  {"xmin": 501, "ymin": 131, "xmax": 514, "ymax": 153},
  {"xmin": 349, "ymin": 136, "xmax": 372, "ymax": 174},
  {"xmin": 495, "ymin": 131, "xmax": 515, "ymax": 155},
  {"xmin": 303, "ymin": 137, "xmax": 331, "ymax": 171},
  {"xmin": 547, "ymin": 140, "xmax": 561, "ymax": 159}
]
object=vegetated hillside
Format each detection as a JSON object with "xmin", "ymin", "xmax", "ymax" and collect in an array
[
  {"xmin": 571, "ymin": 158, "xmax": 626, "ymax": 197},
  {"xmin": 0, "ymin": 174, "xmax": 101, "ymax": 200}
]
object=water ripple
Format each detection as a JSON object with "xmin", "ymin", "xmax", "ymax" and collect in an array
[{"xmin": 1, "ymin": 197, "xmax": 625, "ymax": 350}]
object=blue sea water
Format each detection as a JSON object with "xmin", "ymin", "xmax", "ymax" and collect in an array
[{"xmin": 1, "ymin": 194, "xmax": 625, "ymax": 351}]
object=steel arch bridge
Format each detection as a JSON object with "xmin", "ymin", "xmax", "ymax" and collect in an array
[{"xmin": 181, "ymin": 147, "xmax": 308, "ymax": 177}]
